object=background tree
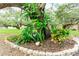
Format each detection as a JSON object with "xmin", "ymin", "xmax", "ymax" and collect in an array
[
  {"xmin": 0, "ymin": 7, "xmax": 22, "ymax": 29},
  {"xmin": 55, "ymin": 3, "xmax": 79, "ymax": 28}
]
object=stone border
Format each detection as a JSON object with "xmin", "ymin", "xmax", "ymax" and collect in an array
[{"xmin": 4, "ymin": 37, "xmax": 79, "ymax": 56}]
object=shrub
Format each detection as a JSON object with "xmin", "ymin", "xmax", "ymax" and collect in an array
[
  {"xmin": 7, "ymin": 19, "xmax": 46, "ymax": 44},
  {"xmin": 51, "ymin": 26, "xmax": 69, "ymax": 44},
  {"xmin": 21, "ymin": 20, "xmax": 45, "ymax": 43},
  {"xmin": 21, "ymin": 26, "xmax": 34, "ymax": 43}
]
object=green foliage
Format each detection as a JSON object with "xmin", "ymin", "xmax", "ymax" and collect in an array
[
  {"xmin": 18, "ymin": 3, "xmax": 47, "ymax": 44},
  {"xmin": 51, "ymin": 26, "xmax": 69, "ymax": 44},
  {"xmin": 0, "ymin": 7, "xmax": 21, "ymax": 29},
  {"xmin": 22, "ymin": 3, "xmax": 40, "ymax": 19},
  {"xmin": 19, "ymin": 3, "xmax": 71, "ymax": 45},
  {"xmin": 21, "ymin": 26, "xmax": 34, "ymax": 43},
  {"xmin": 19, "ymin": 19, "xmax": 46, "ymax": 44},
  {"xmin": 55, "ymin": 4, "xmax": 79, "ymax": 26}
]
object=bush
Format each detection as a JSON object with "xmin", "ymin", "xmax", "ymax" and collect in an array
[
  {"xmin": 21, "ymin": 26, "xmax": 34, "ymax": 43},
  {"xmin": 51, "ymin": 26, "xmax": 69, "ymax": 44},
  {"xmin": 21, "ymin": 21, "xmax": 45, "ymax": 43},
  {"xmin": 7, "ymin": 19, "xmax": 46, "ymax": 44}
]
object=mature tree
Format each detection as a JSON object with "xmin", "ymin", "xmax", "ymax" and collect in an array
[
  {"xmin": 22, "ymin": 3, "xmax": 51, "ymax": 39},
  {"xmin": 0, "ymin": 6, "xmax": 22, "ymax": 29},
  {"xmin": 55, "ymin": 3, "xmax": 79, "ymax": 28},
  {"xmin": 0, "ymin": 3, "xmax": 51, "ymax": 38}
]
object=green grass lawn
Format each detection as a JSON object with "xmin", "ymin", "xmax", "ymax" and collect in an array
[
  {"xmin": 0, "ymin": 29, "xmax": 21, "ymax": 35},
  {"xmin": 0, "ymin": 29, "xmax": 79, "ymax": 37}
]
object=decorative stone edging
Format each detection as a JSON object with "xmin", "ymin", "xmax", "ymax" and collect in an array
[{"xmin": 4, "ymin": 37, "xmax": 79, "ymax": 56}]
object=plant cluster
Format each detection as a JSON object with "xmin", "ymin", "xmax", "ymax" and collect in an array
[
  {"xmin": 51, "ymin": 25, "xmax": 69, "ymax": 44},
  {"xmin": 7, "ymin": 19, "xmax": 46, "ymax": 44},
  {"xmin": 22, "ymin": 3, "xmax": 40, "ymax": 19},
  {"xmin": 7, "ymin": 3, "xmax": 70, "ymax": 45},
  {"xmin": 20, "ymin": 19, "xmax": 47, "ymax": 44}
]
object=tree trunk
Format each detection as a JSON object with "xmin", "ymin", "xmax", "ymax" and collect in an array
[
  {"xmin": 37, "ymin": 3, "xmax": 46, "ymax": 21},
  {"xmin": 38, "ymin": 3, "xmax": 51, "ymax": 39}
]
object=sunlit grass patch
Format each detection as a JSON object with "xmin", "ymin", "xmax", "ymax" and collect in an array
[{"xmin": 0, "ymin": 29, "xmax": 21, "ymax": 35}]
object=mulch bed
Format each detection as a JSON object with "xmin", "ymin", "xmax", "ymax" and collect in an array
[{"xmin": 19, "ymin": 39, "xmax": 75, "ymax": 52}]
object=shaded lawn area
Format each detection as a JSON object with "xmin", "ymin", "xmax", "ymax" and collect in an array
[{"xmin": 0, "ymin": 29, "xmax": 21, "ymax": 35}]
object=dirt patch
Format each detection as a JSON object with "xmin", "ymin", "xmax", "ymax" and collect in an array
[
  {"xmin": 0, "ymin": 40, "xmax": 30, "ymax": 56},
  {"xmin": 0, "ymin": 34, "xmax": 16, "ymax": 40},
  {"xmin": 0, "ymin": 34, "xmax": 30, "ymax": 56},
  {"xmin": 19, "ymin": 39, "xmax": 75, "ymax": 52}
]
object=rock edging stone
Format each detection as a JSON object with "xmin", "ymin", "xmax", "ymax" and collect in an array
[{"xmin": 4, "ymin": 37, "xmax": 79, "ymax": 56}]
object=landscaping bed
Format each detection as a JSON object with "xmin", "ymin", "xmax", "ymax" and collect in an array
[
  {"xmin": 6, "ymin": 37, "xmax": 79, "ymax": 56},
  {"xmin": 20, "ymin": 39, "xmax": 75, "ymax": 52},
  {"xmin": 8, "ymin": 38, "xmax": 75, "ymax": 53},
  {"xmin": 1, "ymin": 29, "xmax": 76, "ymax": 54}
]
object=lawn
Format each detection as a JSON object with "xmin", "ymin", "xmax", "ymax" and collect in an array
[
  {"xmin": 0, "ymin": 29, "xmax": 21, "ymax": 35},
  {"xmin": 0, "ymin": 29, "xmax": 79, "ymax": 37}
]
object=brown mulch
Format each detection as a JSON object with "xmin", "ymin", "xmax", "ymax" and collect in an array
[{"xmin": 20, "ymin": 39, "xmax": 75, "ymax": 52}]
